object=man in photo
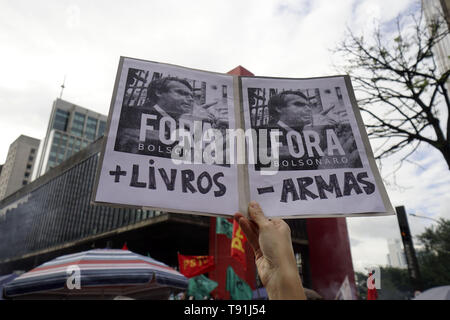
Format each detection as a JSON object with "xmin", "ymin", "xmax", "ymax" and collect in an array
[
  {"xmin": 262, "ymin": 90, "xmax": 360, "ymax": 170},
  {"xmin": 115, "ymin": 76, "xmax": 228, "ymax": 158},
  {"xmin": 143, "ymin": 77, "xmax": 196, "ymax": 122},
  {"xmin": 267, "ymin": 90, "xmax": 336, "ymax": 131},
  {"xmin": 115, "ymin": 77, "xmax": 194, "ymax": 154}
]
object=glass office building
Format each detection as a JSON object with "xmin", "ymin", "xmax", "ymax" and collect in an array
[{"xmin": 32, "ymin": 99, "xmax": 108, "ymax": 179}]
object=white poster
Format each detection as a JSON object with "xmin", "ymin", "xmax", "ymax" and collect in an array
[
  {"xmin": 94, "ymin": 57, "xmax": 240, "ymax": 216},
  {"xmin": 240, "ymin": 76, "xmax": 392, "ymax": 218},
  {"xmin": 94, "ymin": 57, "xmax": 393, "ymax": 218}
]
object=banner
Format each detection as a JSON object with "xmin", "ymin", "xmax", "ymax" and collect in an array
[
  {"xmin": 178, "ymin": 254, "xmax": 215, "ymax": 278},
  {"xmin": 367, "ymin": 272, "xmax": 379, "ymax": 300},
  {"xmin": 93, "ymin": 57, "xmax": 394, "ymax": 219},
  {"xmin": 226, "ymin": 266, "xmax": 252, "ymax": 300},
  {"xmin": 335, "ymin": 275, "xmax": 353, "ymax": 300},
  {"xmin": 231, "ymin": 219, "xmax": 247, "ymax": 269}
]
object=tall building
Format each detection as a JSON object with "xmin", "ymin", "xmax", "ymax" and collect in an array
[
  {"xmin": 387, "ymin": 238, "xmax": 407, "ymax": 269},
  {"xmin": 0, "ymin": 135, "xmax": 40, "ymax": 200},
  {"xmin": 422, "ymin": 0, "xmax": 450, "ymax": 83},
  {"xmin": 32, "ymin": 98, "xmax": 107, "ymax": 179}
]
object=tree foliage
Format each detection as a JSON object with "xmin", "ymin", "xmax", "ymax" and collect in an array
[
  {"xmin": 335, "ymin": 9, "xmax": 450, "ymax": 169},
  {"xmin": 416, "ymin": 218, "xmax": 450, "ymax": 289},
  {"xmin": 354, "ymin": 218, "xmax": 450, "ymax": 299}
]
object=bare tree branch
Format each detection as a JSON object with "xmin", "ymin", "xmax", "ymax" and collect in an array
[{"xmin": 334, "ymin": 8, "xmax": 450, "ymax": 169}]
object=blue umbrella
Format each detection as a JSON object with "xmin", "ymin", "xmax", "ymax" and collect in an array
[
  {"xmin": 4, "ymin": 249, "xmax": 187, "ymax": 299},
  {"xmin": 0, "ymin": 273, "xmax": 21, "ymax": 300},
  {"xmin": 252, "ymin": 287, "xmax": 268, "ymax": 300}
]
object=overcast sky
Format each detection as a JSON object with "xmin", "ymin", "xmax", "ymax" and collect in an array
[{"xmin": 1, "ymin": 0, "xmax": 449, "ymax": 274}]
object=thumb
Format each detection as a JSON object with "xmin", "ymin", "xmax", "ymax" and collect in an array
[{"xmin": 248, "ymin": 201, "xmax": 269, "ymax": 228}]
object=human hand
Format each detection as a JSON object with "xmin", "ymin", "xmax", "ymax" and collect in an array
[
  {"xmin": 234, "ymin": 201, "xmax": 306, "ymax": 300},
  {"xmin": 190, "ymin": 101, "xmax": 228, "ymax": 127},
  {"xmin": 315, "ymin": 104, "xmax": 338, "ymax": 126},
  {"xmin": 316, "ymin": 114, "xmax": 338, "ymax": 126},
  {"xmin": 206, "ymin": 104, "xmax": 228, "ymax": 128}
]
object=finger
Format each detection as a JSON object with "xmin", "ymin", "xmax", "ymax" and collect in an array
[
  {"xmin": 201, "ymin": 101, "xmax": 218, "ymax": 109},
  {"xmin": 234, "ymin": 213, "xmax": 260, "ymax": 256},
  {"xmin": 234, "ymin": 213, "xmax": 258, "ymax": 241},
  {"xmin": 234, "ymin": 213, "xmax": 259, "ymax": 244},
  {"xmin": 248, "ymin": 201, "xmax": 269, "ymax": 228},
  {"xmin": 234, "ymin": 213, "xmax": 257, "ymax": 234},
  {"xmin": 320, "ymin": 104, "xmax": 335, "ymax": 116}
]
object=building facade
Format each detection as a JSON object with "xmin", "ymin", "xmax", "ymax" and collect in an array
[
  {"xmin": 0, "ymin": 139, "xmax": 211, "ymax": 273},
  {"xmin": 422, "ymin": 0, "xmax": 450, "ymax": 83},
  {"xmin": 32, "ymin": 98, "xmax": 107, "ymax": 180},
  {"xmin": 0, "ymin": 135, "xmax": 40, "ymax": 200},
  {"xmin": 387, "ymin": 238, "xmax": 407, "ymax": 269}
]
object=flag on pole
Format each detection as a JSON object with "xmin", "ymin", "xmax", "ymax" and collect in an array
[
  {"xmin": 335, "ymin": 276, "xmax": 353, "ymax": 300},
  {"xmin": 231, "ymin": 219, "xmax": 247, "ymax": 269},
  {"xmin": 367, "ymin": 272, "xmax": 378, "ymax": 300},
  {"xmin": 187, "ymin": 274, "xmax": 218, "ymax": 300},
  {"xmin": 226, "ymin": 266, "xmax": 252, "ymax": 300},
  {"xmin": 216, "ymin": 217, "xmax": 233, "ymax": 238},
  {"xmin": 178, "ymin": 254, "xmax": 215, "ymax": 278}
]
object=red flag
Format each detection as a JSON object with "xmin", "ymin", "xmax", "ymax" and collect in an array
[
  {"xmin": 177, "ymin": 254, "xmax": 215, "ymax": 278},
  {"xmin": 231, "ymin": 219, "xmax": 247, "ymax": 270},
  {"xmin": 366, "ymin": 272, "xmax": 378, "ymax": 300},
  {"xmin": 367, "ymin": 287, "xmax": 378, "ymax": 300},
  {"xmin": 121, "ymin": 243, "xmax": 128, "ymax": 250}
]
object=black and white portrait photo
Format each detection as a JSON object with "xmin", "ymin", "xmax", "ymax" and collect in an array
[
  {"xmin": 114, "ymin": 67, "xmax": 230, "ymax": 163},
  {"xmin": 247, "ymin": 85, "xmax": 362, "ymax": 171},
  {"xmin": 95, "ymin": 58, "xmax": 391, "ymax": 217}
]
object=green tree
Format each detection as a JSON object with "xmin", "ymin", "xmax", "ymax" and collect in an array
[
  {"xmin": 416, "ymin": 218, "xmax": 450, "ymax": 289},
  {"xmin": 378, "ymin": 267, "xmax": 413, "ymax": 300},
  {"xmin": 354, "ymin": 271, "xmax": 369, "ymax": 299},
  {"xmin": 334, "ymin": 7, "xmax": 450, "ymax": 169}
]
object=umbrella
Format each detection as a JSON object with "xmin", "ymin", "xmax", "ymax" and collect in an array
[
  {"xmin": 252, "ymin": 287, "xmax": 268, "ymax": 300},
  {"xmin": 0, "ymin": 273, "xmax": 22, "ymax": 300},
  {"xmin": 414, "ymin": 286, "xmax": 450, "ymax": 300},
  {"xmin": 4, "ymin": 249, "xmax": 188, "ymax": 300}
]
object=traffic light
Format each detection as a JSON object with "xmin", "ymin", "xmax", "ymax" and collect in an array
[{"xmin": 395, "ymin": 206, "xmax": 423, "ymax": 291}]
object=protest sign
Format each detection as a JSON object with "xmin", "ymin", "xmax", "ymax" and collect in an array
[
  {"xmin": 93, "ymin": 56, "xmax": 394, "ymax": 218},
  {"xmin": 240, "ymin": 76, "xmax": 393, "ymax": 218}
]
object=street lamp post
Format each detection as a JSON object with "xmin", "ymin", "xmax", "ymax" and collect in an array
[
  {"xmin": 395, "ymin": 206, "xmax": 423, "ymax": 292},
  {"xmin": 408, "ymin": 213, "xmax": 439, "ymax": 223}
]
